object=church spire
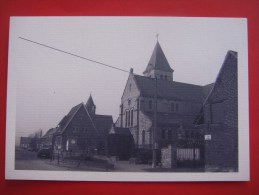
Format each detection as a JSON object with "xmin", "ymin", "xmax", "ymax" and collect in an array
[
  {"xmin": 85, "ymin": 94, "xmax": 96, "ymax": 115},
  {"xmin": 143, "ymin": 41, "xmax": 174, "ymax": 81}
]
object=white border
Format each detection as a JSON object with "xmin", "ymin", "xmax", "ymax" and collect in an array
[{"xmin": 5, "ymin": 16, "xmax": 249, "ymax": 181}]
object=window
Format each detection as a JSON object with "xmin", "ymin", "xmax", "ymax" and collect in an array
[
  {"xmin": 165, "ymin": 75, "xmax": 168, "ymax": 81},
  {"xmin": 130, "ymin": 110, "xmax": 133, "ymax": 126},
  {"xmin": 171, "ymin": 103, "xmax": 174, "ymax": 112},
  {"xmin": 149, "ymin": 100, "xmax": 153, "ymax": 110},
  {"xmin": 160, "ymin": 75, "xmax": 163, "ymax": 80},
  {"xmin": 142, "ymin": 130, "xmax": 145, "ymax": 145},
  {"xmin": 125, "ymin": 111, "xmax": 128, "ymax": 127},
  {"xmin": 127, "ymin": 110, "xmax": 130, "ymax": 127}
]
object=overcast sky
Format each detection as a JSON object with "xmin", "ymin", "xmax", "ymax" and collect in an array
[{"xmin": 8, "ymin": 17, "xmax": 247, "ymax": 141}]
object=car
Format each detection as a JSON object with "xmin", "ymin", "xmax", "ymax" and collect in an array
[{"xmin": 37, "ymin": 148, "xmax": 52, "ymax": 158}]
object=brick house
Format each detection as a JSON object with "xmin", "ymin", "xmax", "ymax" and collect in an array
[
  {"xmin": 116, "ymin": 41, "xmax": 238, "ymax": 170},
  {"xmin": 53, "ymin": 95, "xmax": 113, "ymax": 158},
  {"xmin": 195, "ymin": 51, "xmax": 238, "ymax": 171}
]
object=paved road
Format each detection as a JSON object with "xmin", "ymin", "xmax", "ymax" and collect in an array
[
  {"xmin": 15, "ymin": 148, "xmax": 68, "ymax": 171},
  {"xmin": 15, "ymin": 148, "xmax": 153, "ymax": 172}
]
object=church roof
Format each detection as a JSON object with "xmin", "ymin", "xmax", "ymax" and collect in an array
[
  {"xmin": 85, "ymin": 95, "xmax": 95, "ymax": 110},
  {"xmin": 143, "ymin": 42, "xmax": 173, "ymax": 74},
  {"xmin": 134, "ymin": 75, "xmax": 211, "ymax": 102}
]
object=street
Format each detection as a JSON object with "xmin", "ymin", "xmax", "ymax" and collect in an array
[
  {"xmin": 15, "ymin": 147, "xmax": 151, "ymax": 172},
  {"xmin": 15, "ymin": 147, "xmax": 68, "ymax": 171}
]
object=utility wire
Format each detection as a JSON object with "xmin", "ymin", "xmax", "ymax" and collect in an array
[{"xmin": 19, "ymin": 37, "xmax": 130, "ymax": 73}]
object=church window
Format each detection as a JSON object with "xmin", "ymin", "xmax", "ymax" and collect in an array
[
  {"xmin": 127, "ymin": 110, "xmax": 130, "ymax": 127},
  {"xmin": 125, "ymin": 111, "xmax": 128, "ymax": 127},
  {"xmin": 130, "ymin": 109, "xmax": 133, "ymax": 126},
  {"xmin": 142, "ymin": 130, "xmax": 145, "ymax": 145},
  {"xmin": 149, "ymin": 100, "xmax": 153, "ymax": 110}
]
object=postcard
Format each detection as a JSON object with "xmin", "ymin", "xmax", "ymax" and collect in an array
[{"xmin": 5, "ymin": 16, "xmax": 249, "ymax": 181}]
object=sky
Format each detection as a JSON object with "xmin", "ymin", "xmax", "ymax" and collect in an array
[{"xmin": 7, "ymin": 17, "xmax": 247, "ymax": 142}]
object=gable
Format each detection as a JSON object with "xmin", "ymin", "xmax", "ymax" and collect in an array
[
  {"xmin": 64, "ymin": 105, "xmax": 98, "ymax": 135},
  {"xmin": 121, "ymin": 73, "xmax": 140, "ymax": 102}
]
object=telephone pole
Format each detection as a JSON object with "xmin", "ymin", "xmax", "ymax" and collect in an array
[{"xmin": 152, "ymin": 77, "xmax": 158, "ymax": 168}]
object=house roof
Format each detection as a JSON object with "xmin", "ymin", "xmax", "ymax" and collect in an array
[
  {"xmin": 42, "ymin": 127, "xmax": 58, "ymax": 138},
  {"xmin": 55, "ymin": 100, "xmax": 113, "ymax": 136},
  {"xmin": 110, "ymin": 124, "xmax": 131, "ymax": 135},
  {"xmin": 203, "ymin": 50, "xmax": 237, "ymax": 105},
  {"xmin": 55, "ymin": 102, "xmax": 99, "ymax": 135},
  {"xmin": 194, "ymin": 50, "xmax": 238, "ymax": 124},
  {"xmin": 93, "ymin": 115, "xmax": 113, "ymax": 137},
  {"xmin": 143, "ymin": 42, "xmax": 173, "ymax": 74},
  {"xmin": 112, "ymin": 127, "xmax": 131, "ymax": 135},
  {"xmin": 134, "ymin": 74, "xmax": 210, "ymax": 102},
  {"xmin": 57, "ymin": 103, "xmax": 82, "ymax": 132}
]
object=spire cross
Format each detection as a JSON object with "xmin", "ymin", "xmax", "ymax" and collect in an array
[{"xmin": 156, "ymin": 33, "xmax": 159, "ymax": 42}]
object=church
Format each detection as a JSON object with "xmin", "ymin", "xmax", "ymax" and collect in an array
[{"xmin": 115, "ymin": 41, "xmax": 238, "ymax": 171}]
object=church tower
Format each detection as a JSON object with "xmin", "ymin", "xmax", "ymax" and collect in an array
[
  {"xmin": 143, "ymin": 41, "xmax": 174, "ymax": 81},
  {"xmin": 85, "ymin": 94, "xmax": 96, "ymax": 115}
]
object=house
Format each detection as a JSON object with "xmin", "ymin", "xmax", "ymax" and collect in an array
[
  {"xmin": 53, "ymin": 95, "xmax": 113, "ymax": 158},
  {"xmin": 116, "ymin": 41, "xmax": 238, "ymax": 170},
  {"xmin": 40, "ymin": 127, "xmax": 58, "ymax": 149},
  {"xmin": 195, "ymin": 50, "xmax": 238, "ymax": 171},
  {"xmin": 20, "ymin": 137, "xmax": 32, "ymax": 149}
]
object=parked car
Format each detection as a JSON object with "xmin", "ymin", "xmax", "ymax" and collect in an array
[{"xmin": 37, "ymin": 148, "xmax": 52, "ymax": 158}]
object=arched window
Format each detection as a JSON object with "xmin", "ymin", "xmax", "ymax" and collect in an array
[
  {"xmin": 142, "ymin": 130, "xmax": 145, "ymax": 145},
  {"xmin": 125, "ymin": 111, "xmax": 128, "ymax": 127},
  {"xmin": 130, "ymin": 109, "xmax": 133, "ymax": 126},
  {"xmin": 127, "ymin": 111, "xmax": 130, "ymax": 127}
]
